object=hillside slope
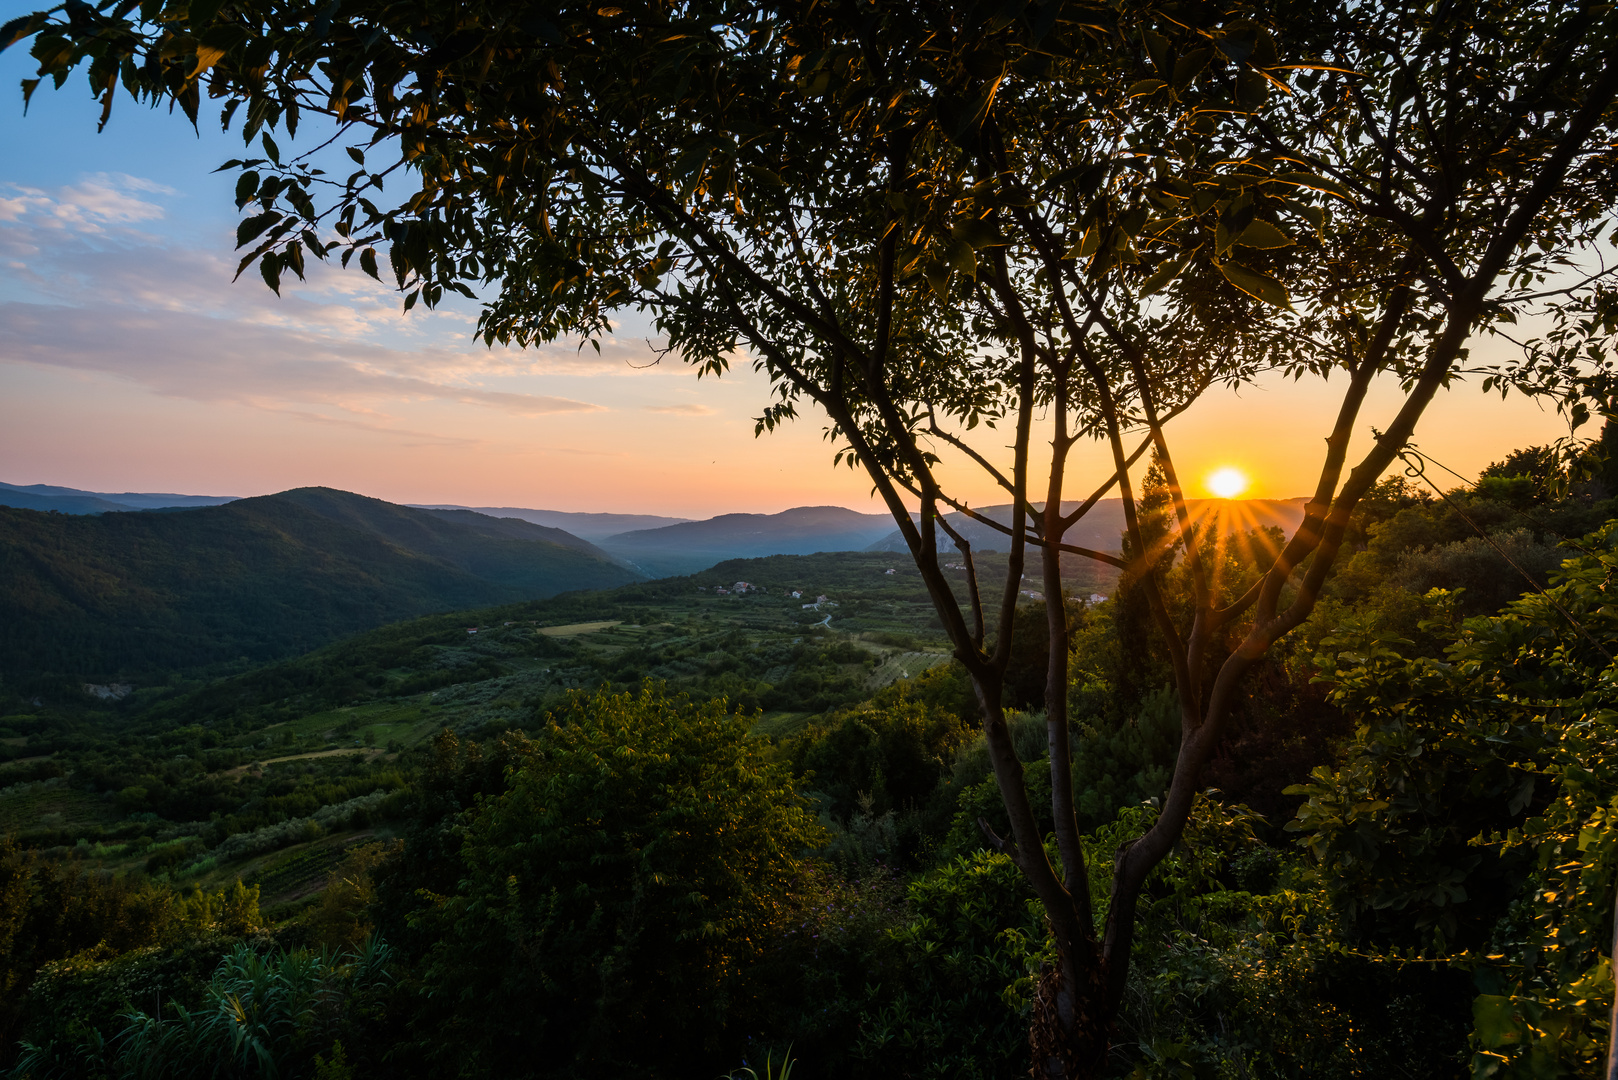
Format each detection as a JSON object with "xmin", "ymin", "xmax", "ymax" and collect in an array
[
  {"xmin": 0, "ymin": 489, "xmax": 642, "ymax": 686},
  {"xmin": 271, "ymin": 487, "xmax": 631, "ymax": 576}
]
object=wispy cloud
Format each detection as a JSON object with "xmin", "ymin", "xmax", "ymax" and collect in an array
[
  {"xmin": 0, "ymin": 174, "xmax": 656, "ymax": 429},
  {"xmin": 1, "ymin": 175, "xmax": 688, "ymax": 379},
  {"xmin": 643, "ymin": 402, "xmax": 716, "ymax": 415},
  {"xmin": 0, "ymin": 174, "xmax": 172, "ymax": 234},
  {"xmin": 0, "ymin": 301, "xmax": 605, "ymax": 419},
  {"xmin": 249, "ymin": 404, "xmax": 483, "ymax": 446}
]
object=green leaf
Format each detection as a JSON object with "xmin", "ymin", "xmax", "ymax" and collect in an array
[
  {"xmin": 1127, "ymin": 78, "xmax": 1167, "ymax": 98},
  {"xmin": 1171, "ymin": 49, "xmax": 1212, "ymax": 93},
  {"xmin": 1066, "ymin": 226, "xmax": 1100, "ymax": 259},
  {"xmin": 191, "ymin": 44, "xmax": 228, "ymax": 78},
  {"xmin": 1274, "ymin": 171, "xmax": 1355, "ymax": 202},
  {"xmin": 234, "ymin": 171, "xmax": 259, "ymax": 209},
  {"xmin": 236, "ymin": 211, "xmax": 281, "ymax": 248},
  {"xmin": 1142, "ymin": 29, "xmax": 1170, "ymax": 75},
  {"xmin": 359, "ymin": 248, "xmax": 379, "ymax": 280},
  {"xmin": 1236, "ymin": 68, "xmax": 1268, "ymax": 111},
  {"xmin": 1236, "ymin": 220, "xmax": 1293, "ymax": 249},
  {"xmin": 948, "ymin": 240, "xmax": 977, "ymax": 280},
  {"xmin": 952, "ymin": 216, "xmax": 1003, "ymax": 251},
  {"xmin": 191, "ymin": 25, "xmax": 245, "ymax": 77},
  {"xmin": 1472, "ymin": 995, "xmax": 1522, "ymax": 1049},
  {"xmin": 1139, "ymin": 250, "xmax": 1194, "ymax": 297},
  {"xmin": 1, "ymin": 13, "xmax": 43, "ymax": 53},
  {"xmin": 260, "ymin": 252, "xmax": 282, "ymax": 295},
  {"xmin": 262, "ymin": 132, "xmax": 280, "ymax": 165},
  {"xmin": 190, "ymin": 0, "xmax": 226, "ymax": 26},
  {"xmin": 1217, "ymin": 261, "xmax": 1291, "ymax": 309}
]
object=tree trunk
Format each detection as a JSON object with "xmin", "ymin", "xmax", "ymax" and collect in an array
[{"xmin": 1029, "ymin": 947, "xmax": 1112, "ymax": 1079}]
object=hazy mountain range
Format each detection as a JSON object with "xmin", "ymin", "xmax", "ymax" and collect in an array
[
  {"xmin": 1, "ymin": 481, "xmax": 1310, "ymax": 587},
  {"xmin": 411, "ymin": 504, "xmax": 690, "ymax": 541},
  {"xmin": 0, "ymin": 480, "xmax": 240, "ymax": 515},
  {"xmin": 0, "ymin": 483, "xmax": 906, "ymax": 579},
  {"xmin": 1, "ymin": 482, "xmax": 1311, "ymax": 685},
  {"xmin": 596, "ymin": 506, "xmax": 899, "ymax": 577}
]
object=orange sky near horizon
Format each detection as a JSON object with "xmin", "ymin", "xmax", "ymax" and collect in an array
[{"xmin": 0, "ymin": 336, "xmax": 1571, "ymax": 517}]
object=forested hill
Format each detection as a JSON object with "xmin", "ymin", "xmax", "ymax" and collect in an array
[{"xmin": 0, "ymin": 488, "xmax": 643, "ymax": 688}]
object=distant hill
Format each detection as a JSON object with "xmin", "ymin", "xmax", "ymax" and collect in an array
[
  {"xmin": 271, "ymin": 488, "xmax": 627, "ymax": 570},
  {"xmin": 598, "ymin": 505, "xmax": 899, "ymax": 577},
  {"xmin": 0, "ymin": 480, "xmax": 240, "ymax": 513},
  {"xmin": 0, "ymin": 488, "xmax": 643, "ymax": 687},
  {"xmin": 412, "ymin": 504, "xmax": 689, "ymax": 541}
]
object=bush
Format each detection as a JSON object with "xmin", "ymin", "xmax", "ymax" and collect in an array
[
  {"xmin": 12, "ymin": 938, "xmax": 394, "ymax": 1080},
  {"xmin": 849, "ymin": 852, "xmax": 1042, "ymax": 1080},
  {"xmin": 1389, "ymin": 527, "xmax": 1563, "ymax": 615},
  {"xmin": 406, "ymin": 683, "xmax": 823, "ymax": 1079}
]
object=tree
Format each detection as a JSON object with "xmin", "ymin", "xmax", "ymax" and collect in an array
[
  {"xmin": 9, "ymin": 1, "xmax": 1618, "ymax": 1073},
  {"xmin": 405, "ymin": 684, "xmax": 821, "ymax": 1078}
]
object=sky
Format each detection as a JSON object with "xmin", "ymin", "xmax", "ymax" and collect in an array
[{"xmin": 0, "ymin": 32, "xmax": 1577, "ymax": 518}]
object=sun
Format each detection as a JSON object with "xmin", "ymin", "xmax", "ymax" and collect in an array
[{"xmin": 1206, "ymin": 467, "xmax": 1249, "ymax": 499}]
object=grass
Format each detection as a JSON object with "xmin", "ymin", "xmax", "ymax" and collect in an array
[
  {"xmin": 866, "ymin": 651, "xmax": 952, "ymax": 690},
  {"xmin": 537, "ymin": 620, "xmax": 622, "ymax": 637},
  {"xmin": 235, "ymin": 829, "xmax": 383, "ymax": 906},
  {"xmin": 751, "ymin": 712, "xmax": 814, "ymax": 739},
  {"xmin": 243, "ymin": 698, "xmax": 443, "ymax": 752}
]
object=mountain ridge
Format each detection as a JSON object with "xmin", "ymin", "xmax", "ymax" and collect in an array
[
  {"xmin": 0, "ymin": 488, "xmax": 642, "ymax": 686},
  {"xmin": 411, "ymin": 503, "xmax": 690, "ymax": 541}
]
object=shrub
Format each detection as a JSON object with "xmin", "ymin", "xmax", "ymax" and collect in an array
[
  {"xmin": 849, "ymin": 851, "xmax": 1043, "ymax": 1080},
  {"xmin": 12, "ymin": 938, "xmax": 394, "ymax": 1080},
  {"xmin": 407, "ymin": 683, "xmax": 823, "ymax": 1079}
]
